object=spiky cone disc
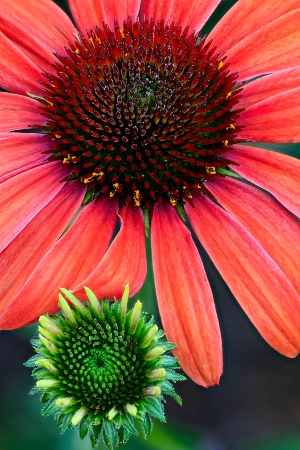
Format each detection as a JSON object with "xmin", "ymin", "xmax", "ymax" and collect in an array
[{"xmin": 25, "ymin": 285, "xmax": 185, "ymax": 449}]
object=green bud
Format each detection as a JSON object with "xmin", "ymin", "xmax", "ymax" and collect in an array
[{"xmin": 26, "ymin": 286, "xmax": 185, "ymax": 449}]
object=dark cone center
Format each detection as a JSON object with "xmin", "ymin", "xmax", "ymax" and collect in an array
[{"xmin": 38, "ymin": 17, "xmax": 243, "ymax": 209}]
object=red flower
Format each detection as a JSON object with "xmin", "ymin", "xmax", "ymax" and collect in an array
[{"xmin": 0, "ymin": 0, "xmax": 299, "ymax": 387}]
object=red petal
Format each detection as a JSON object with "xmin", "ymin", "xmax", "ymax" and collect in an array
[
  {"xmin": 226, "ymin": 145, "xmax": 300, "ymax": 217},
  {"xmin": 237, "ymin": 88, "xmax": 300, "ymax": 143},
  {"xmin": 209, "ymin": 0, "xmax": 299, "ymax": 55},
  {"xmin": 225, "ymin": 9, "xmax": 300, "ymax": 81},
  {"xmin": 0, "ymin": 133, "xmax": 49, "ymax": 177},
  {"xmin": 0, "ymin": 93, "xmax": 45, "ymax": 132},
  {"xmin": 0, "ymin": 197, "xmax": 118, "ymax": 329},
  {"xmin": 140, "ymin": 0, "xmax": 221, "ymax": 33},
  {"xmin": 0, "ymin": 31, "xmax": 45, "ymax": 95},
  {"xmin": 186, "ymin": 193, "xmax": 300, "ymax": 357},
  {"xmin": 151, "ymin": 203, "xmax": 222, "ymax": 387},
  {"xmin": 72, "ymin": 203, "xmax": 147, "ymax": 301},
  {"xmin": 0, "ymin": 182, "xmax": 84, "ymax": 316},
  {"xmin": 238, "ymin": 67, "xmax": 300, "ymax": 109},
  {"xmin": 207, "ymin": 177, "xmax": 300, "ymax": 294},
  {"xmin": 0, "ymin": 0, "xmax": 76, "ymax": 54},
  {"xmin": 68, "ymin": 0, "xmax": 140, "ymax": 34},
  {"xmin": 0, "ymin": 161, "xmax": 70, "ymax": 253}
]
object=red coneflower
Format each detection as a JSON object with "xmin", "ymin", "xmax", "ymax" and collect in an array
[{"xmin": 0, "ymin": 0, "xmax": 299, "ymax": 387}]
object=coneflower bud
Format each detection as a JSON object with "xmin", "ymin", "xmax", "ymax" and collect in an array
[{"xmin": 25, "ymin": 285, "xmax": 185, "ymax": 449}]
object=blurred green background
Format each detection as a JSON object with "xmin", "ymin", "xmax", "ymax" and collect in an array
[{"xmin": 1, "ymin": 1, "xmax": 300, "ymax": 449}]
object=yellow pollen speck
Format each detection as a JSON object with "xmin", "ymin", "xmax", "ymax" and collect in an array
[
  {"xmin": 97, "ymin": 171, "xmax": 104, "ymax": 180},
  {"xmin": 119, "ymin": 29, "xmax": 125, "ymax": 39},
  {"xmin": 75, "ymin": 47, "xmax": 80, "ymax": 54},
  {"xmin": 218, "ymin": 61, "xmax": 224, "ymax": 70},
  {"xmin": 182, "ymin": 186, "xmax": 192, "ymax": 199},
  {"xmin": 89, "ymin": 37, "xmax": 95, "ymax": 47},
  {"xmin": 169, "ymin": 197, "xmax": 177, "ymax": 207},
  {"xmin": 206, "ymin": 166, "xmax": 216, "ymax": 175},
  {"xmin": 226, "ymin": 123, "xmax": 235, "ymax": 130},
  {"xmin": 133, "ymin": 190, "xmax": 141, "ymax": 207},
  {"xmin": 110, "ymin": 183, "xmax": 119, "ymax": 197},
  {"xmin": 55, "ymin": 134, "xmax": 61, "ymax": 139},
  {"xmin": 223, "ymin": 140, "xmax": 229, "ymax": 146},
  {"xmin": 46, "ymin": 100, "xmax": 53, "ymax": 106},
  {"xmin": 226, "ymin": 91, "xmax": 232, "ymax": 99},
  {"xmin": 196, "ymin": 182, "xmax": 203, "ymax": 190},
  {"xmin": 83, "ymin": 176, "xmax": 93, "ymax": 184},
  {"xmin": 63, "ymin": 155, "xmax": 71, "ymax": 164}
]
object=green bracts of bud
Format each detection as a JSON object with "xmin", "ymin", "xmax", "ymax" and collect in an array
[{"xmin": 26, "ymin": 286, "xmax": 185, "ymax": 449}]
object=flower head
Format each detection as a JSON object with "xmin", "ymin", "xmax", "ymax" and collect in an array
[
  {"xmin": 26, "ymin": 285, "xmax": 185, "ymax": 448},
  {"xmin": 0, "ymin": 0, "xmax": 300, "ymax": 387}
]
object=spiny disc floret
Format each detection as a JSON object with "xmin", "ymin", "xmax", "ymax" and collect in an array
[
  {"xmin": 38, "ymin": 17, "xmax": 243, "ymax": 209},
  {"xmin": 26, "ymin": 286, "xmax": 185, "ymax": 449}
]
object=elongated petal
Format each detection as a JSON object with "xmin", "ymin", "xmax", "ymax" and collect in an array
[
  {"xmin": 238, "ymin": 68, "xmax": 300, "ymax": 109},
  {"xmin": 209, "ymin": 0, "xmax": 299, "ymax": 54},
  {"xmin": 151, "ymin": 203, "xmax": 222, "ymax": 386},
  {"xmin": 0, "ymin": 93, "xmax": 45, "ymax": 132},
  {"xmin": 0, "ymin": 133, "xmax": 49, "ymax": 177},
  {"xmin": 0, "ymin": 182, "xmax": 84, "ymax": 316},
  {"xmin": 140, "ymin": 0, "xmax": 221, "ymax": 33},
  {"xmin": 236, "ymin": 88, "xmax": 300, "ymax": 143},
  {"xmin": 72, "ymin": 203, "xmax": 146, "ymax": 301},
  {"xmin": 226, "ymin": 145, "xmax": 300, "ymax": 217},
  {"xmin": 186, "ymin": 193, "xmax": 300, "ymax": 357},
  {"xmin": 68, "ymin": 0, "xmax": 140, "ymax": 34},
  {"xmin": 0, "ymin": 0, "xmax": 77, "ymax": 74},
  {"xmin": 207, "ymin": 177, "xmax": 300, "ymax": 294},
  {"xmin": 225, "ymin": 9, "xmax": 300, "ymax": 81},
  {"xmin": 0, "ymin": 161, "xmax": 69, "ymax": 253},
  {"xmin": 0, "ymin": 31, "xmax": 45, "ymax": 95},
  {"xmin": 0, "ymin": 0, "xmax": 76, "ymax": 50},
  {"xmin": 0, "ymin": 198, "xmax": 118, "ymax": 329}
]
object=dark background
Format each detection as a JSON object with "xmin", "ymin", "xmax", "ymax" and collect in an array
[{"xmin": 1, "ymin": 1, "xmax": 300, "ymax": 449}]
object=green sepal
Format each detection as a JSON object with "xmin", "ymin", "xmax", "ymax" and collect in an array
[
  {"xmin": 164, "ymin": 368, "xmax": 186, "ymax": 382},
  {"xmin": 57, "ymin": 412, "xmax": 73, "ymax": 433},
  {"xmin": 41, "ymin": 397, "xmax": 59, "ymax": 416},
  {"xmin": 159, "ymin": 341, "xmax": 177, "ymax": 352},
  {"xmin": 121, "ymin": 414, "xmax": 138, "ymax": 435},
  {"xmin": 79, "ymin": 416, "xmax": 89, "ymax": 440},
  {"xmin": 159, "ymin": 356, "xmax": 181, "ymax": 368},
  {"xmin": 89, "ymin": 422, "xmax": 102, "ymax": 448},
  {"xmin": 102, "ymin": 420, "xmax": 116, "ymax": 450},
  {"xmin": 160, "ymin": 380, "xmax": 183, "ymax": 406},
  {"xmin": 117, "ymin": 426, "xmax": 131, "ymax": 446},
  {"xmin": 24, "ymin": 354, "xmax": 43, "ymax": 367},
  {"xmin": 41, "ymin": 393, "xmax": 52, "ymax": 403},
  {"xmin": 144, "ymin": 397, "xmax": 166, "ymax": 422},
  {"xmin": 216, "ymin": 167, "xmax": 242, "ymax": 178},
  {"xmin": 139, "ymin": 413, "xmax": 153, "ymax": 438}
]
